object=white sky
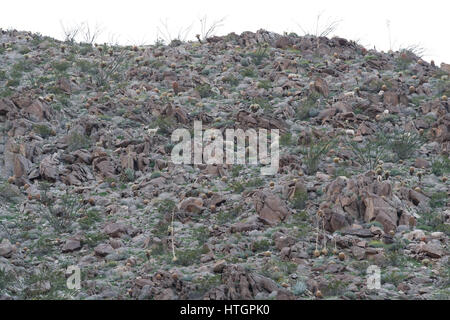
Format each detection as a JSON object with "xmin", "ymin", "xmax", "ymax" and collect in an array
[{"xmin": 1, "ymin": 0, "xmax": 449, "ymax": 64}]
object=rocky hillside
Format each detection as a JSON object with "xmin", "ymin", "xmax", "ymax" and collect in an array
[{"xmin": 0, "ymin": 28, "xmax": 449, "ymax": 300}]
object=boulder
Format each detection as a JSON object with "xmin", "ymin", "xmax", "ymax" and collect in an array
[
  {"xmin": 62, "ymin": 239, "xmax": 81, "ymax": 253},
  {"xmin": 253, "ymin": 190, "xmax": 290, "ymax": 225},
  {"xmin": 0, "ymin": 239, "xmax": 16, "ymax": 258},
  {"xmin": 94, "ymin": 244, "xmax": 114, "ymax": 257},
  {"xmin": 179, "ymin": 197, "xmax": 205, "ymax": 213}
]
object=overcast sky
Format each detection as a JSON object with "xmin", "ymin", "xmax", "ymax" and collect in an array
[{"xmin": 1, "ymin": 0, "xmax": 449, "ymax": 64}]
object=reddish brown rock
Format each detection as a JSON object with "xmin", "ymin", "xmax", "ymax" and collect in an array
[
  {"xmin": 178, "ymin": 197, "xmax": 204, "ymax": 213},
  {"xmin": 253, "ymin": 190, "xmax": 290, "ymax": 225}
]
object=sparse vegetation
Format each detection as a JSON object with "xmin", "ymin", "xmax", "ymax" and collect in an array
[
  {"xmin": 388, "ymin": 130, "xmax": 424, "ymax": 160},
  {"xmin": 300, "ymin": 137, "xmax": 334, "ymax": 175},
  {"xmin": 345, "ymin": 133, "xmax": 389, "ymax": 171},
  {"xmin": 37, "ymin": 183, "xmax": 84, "ymax": 233}
]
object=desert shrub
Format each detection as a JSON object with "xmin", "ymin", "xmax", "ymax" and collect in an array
[
  {"xmin": 37, "ymin": 183, "xmax": 84, "ymax": 233},
  {"xmin": 0, "ymin": 268, "xmax": 16, "ymax": 292},
  {"xmin": 216, "ymin": 205, "xmax": 242, "ymax": 224},
  {"xmin": 300, "ymin": 138, "xmax": 334, "ymax": 175},
  {"xmin": 296, "ymin": 91, "xmax": 320, "ymax": 120},
  {"xmin": 33, "ymin": 124, "xmax": 53, "ymax": 138},
  {"xmin": 195, "ymin": 83, "xmax": 213, "ymax": 98},
  {"xmin": 156, "ymin": 199, "xmax": 176, "ymax": 215},
  {"xmin": 190, "ymin": 274, "xmax": 222, "ymax": 299},
  {"xmin": 388, "ymin": 130, "xmax": 424, "ymax": 160},
  {"xmin": 292, "ymin": 280, "xmax": 307, "ymax": 296},
  {"xmin": 245, "ymin": 177, "xmax": 264, "ymax": 188},
  {"xmin": 322, "ymin": 279, "xmax": 347, "ymax": 297},
  {"xmin": 345, "ymin": 133, "xmax": 389, "ymax": 170},
  {"xmin": 382, "ymin": 270, "xmax": 407, "ymax": 286},
  {"xmin": 395, "ymin": 51, "xmax": 414, "ymax": 71},
  {"xmin": 174, "ymin": 246, "xmax": 209, "ymax": 266},
  {"xmin": 193, "ymin": 226, "xmax": 209, "ymax": 246},
  {"xmin": 290, "ymin": 189, "xmax": 308, "ymax": 210},
  {"xmin": 12, "ymin": 60, "xmax": 33, "ymax": 73},
  {"xmin": 231, "ymin": 181, "xmax": 244, "ymax": 193},
  {"xmin": 257, "ymin": 80, "xmax": 271, "ymax": 90},
  {"xmin": 94, "ymin": 49, "xmax": 128, "ymax": 88},
  {"xmin": 52, "ymin": 60, "xmax": 71, "ymax": 73},
  {"xmin": 151, "ymin": 115, "xmax": 174, "ymax": 136},
  {"xmin": 76, "ymin": 59, "xmax": 96, "ymax": 73},
  {"xmin": 252, "ymin": 239, "xmax": 271, "ymax": 252},
  {"xmin": 261, "ymin": 259, "xmax": 297, "ymax": 282},
  {"xmin": 435, "ymin": 77, "xmax": 450, "ymax": 96},
  {"xmin": 240, "ymin": 67, "xmax": 256, "ymax": 78},
  {"xmin": 249, "ymin": 43, "xmax": 269, "ymax": 66},
  {"xmin": 432, "ymin": 156, "xmax": 450, "ymax": 176},
  {"xmin": 280, "ymin": 133, "xmax": 293, "ymax": 147},
  {"xmin": 67, "ymin": 132, "xmax": 91, "ymax": 151},
  {"xmin": 223, "ymin": 75, "xmax": 239, "ymax": 87},
  {"xmin": 231, "ymin": 164, "xmax": 244, "ymax": 178},
  {"xmin": 6, "ymin": 79, "xmax": 20, "ymax": 87},
  {"xmin": 79, "ymin": 209, "xmax": 103, "ymax": 230},
  {"xmin": 120, "ymin": 168, "xmax": 135, "ymax": 182},
  {"xmin": 22, "ymin": 266, "xmax": 71, "ymax": 299},
  {"xmin": 430, "ymin": 192, "xmax": 448, "ymax": 209},
  {"xmin": 417, "ymin": 211, "xmax": 449, "ymax": 236}
]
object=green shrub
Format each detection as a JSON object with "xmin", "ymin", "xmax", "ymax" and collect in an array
[
  {"xmin": 292, "ymin": 280, "xmax": 307, "ymax": 296},
  {"xmin": 252, "ymin": 239, "xmax": 271, "ymax": 252},
  {"xmin": 121, "ymin": 168, "xmax": 135, "ymax": 182},
  {"xmin": 67, "ymin": 132, "xmax": 91, "ymax": 151},
  {"xmin": 33, "ymin": 124, "xmax": 53, "ymax": 139},
  {"xmin": 432, "ymin": 156, "xmax": 450, "ymax": 176},
  {"xmin": 150, "ymin": 115, "xmax": 174, "ymax": 136},
  {"xmin": 37, "ymin": 183, "xmax": 84, "ymax": 233},
  {"xmin": 240, "ymin": 67, "xmax": 256, "ymax": 78},
  {"xmin": 174, "ymin": 247, "xmax": 209, "ymax": 266},
  {"xmin": 301, "ymin": 138, "xmax": 334, "ymax": 175},
  {"xmin": 280, "ymin": 133, "xmax": 293, "ymax": 147},
  {"xmin": 245, "ymin": 177, "xmax": 264, "ymax": 188},
  {"xmin": 345, "ymin": 133, "xmax": 389, "ymax": 170},
  {"xmin": 290, "ymin": 189, "xmax": 308, "ymax": 210},
  {"xmin": 52, "ymin": 60, "xmax": 71, "ymax": 73},
  {"xmin": 430, "ymin": 192, "xmax": 447, "ymax": 209},
  {"xmin": 195, "ymin": 84, "xmax": 213, "ymax": 98},
  {"xmin": 249, "ymin": 43, "xmax": 268, "ymax": 66},
  {"xmin": 388, "ymin": 130, "xmax": 424, "ymax": 160}
]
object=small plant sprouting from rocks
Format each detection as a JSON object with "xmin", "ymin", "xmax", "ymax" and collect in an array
[{"xmin": 292, "ymin": 280, "xmax": 307, "ymax": 296}]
